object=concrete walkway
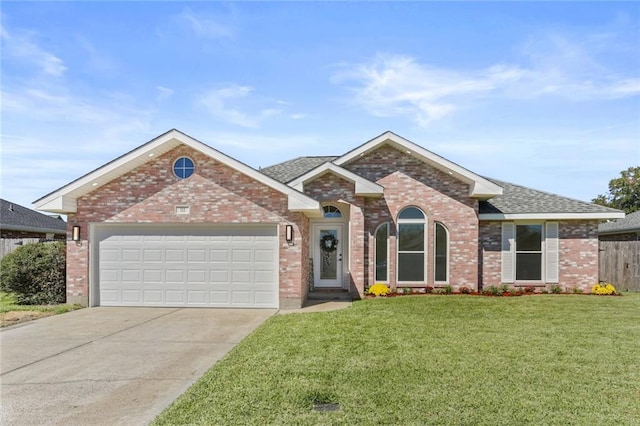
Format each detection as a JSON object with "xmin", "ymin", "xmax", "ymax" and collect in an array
[{"xmin": 0, "ymin": 307, "xmax": 275, "ymax": 426}]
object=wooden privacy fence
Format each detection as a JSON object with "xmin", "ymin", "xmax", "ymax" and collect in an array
[
  {"xmin": 0, "ymin": 238, "xmax": 48, "ymax": 260},
  {"xmin": 599, "ymin": 240, "xmax": 640, "ymax": 292}
]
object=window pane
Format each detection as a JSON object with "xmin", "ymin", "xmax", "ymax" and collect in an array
[
  {"xmin": 398, "ymin": 253, "xmax": 424, "ymax": 281},
  {"xmin": 375, "ymin": 224, "xmax": 388, "ymax": 281},
  {"xmin": 398, "ymin": 207, "xmax": 425, "ymax": 220},
  {"xmin": 399, "ymin": 224, "xmax": 424, "ymax": 251},
  {"xmin": 435, "ymin": 224, "xmax": 447, "ymax": 282},
  {"xmin": 516, "ymin": 253, "xmax": 542, "ymax": 280},
  {"xmin": 516, "ymin": 225, "xmax": 542, "ymax": 251}
]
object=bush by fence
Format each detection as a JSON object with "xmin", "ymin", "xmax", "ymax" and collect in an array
[{"xmin": 0, "ymin": 241, "xmax": 66, "ymax": 304}]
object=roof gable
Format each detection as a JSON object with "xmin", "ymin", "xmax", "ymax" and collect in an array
[
  {"xmin": 1, "ymin": 199, "xmax": 66, "ymax": 234},
  {"xmin": 34, "ymin": 129, "xmax": 321, "ymax": 216},
  {"xmin": 289, "ymin": 162, "xmax": 384, "ymax": 197},
  {"xmin": 334, "ymin": 131, "xmax": 503, "ymax": 199}
]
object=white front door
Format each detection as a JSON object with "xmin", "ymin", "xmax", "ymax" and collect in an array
[{"xmin": 313, "ymin": 224, "xmax": 343, "ymax": 288}]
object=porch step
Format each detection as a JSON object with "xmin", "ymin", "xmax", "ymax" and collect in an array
[{"xmin": 308, "ymin": 289, "xmax": 352, "ymax": 301}]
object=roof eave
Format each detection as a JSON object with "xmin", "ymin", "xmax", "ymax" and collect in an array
[
  {"xmin": 34, "ymin": 129, "xmax": 320, "ymax": 216},
  {"xmin": 479, "ymin": 212, "xmax": 626, "ymax": 221}
]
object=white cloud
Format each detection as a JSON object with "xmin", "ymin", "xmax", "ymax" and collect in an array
[
  {"xmin": 197, "ymin": 83, "xmax": 284, "ymax": 128},
  {"xmin": 156, "ymin": 86, "xmax": 174, "ymax": 102},
  {"xmin": 334, "ymin": 30, "xmax": 639, "ymax": 127},
  {"xmin": 0, "ymin": 24, "xmax": 67, "ymax": 76},
  {"xmin": 333, "ymin": 54, "xmax": 523, "ymax": 126},
  {"xmin": 179, "ymin": 8, "xmax": 233, "ymax": 39}
]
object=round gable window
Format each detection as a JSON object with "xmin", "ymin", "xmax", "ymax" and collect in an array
[{"xmin": 173, "ymin": 157, "xmax": 195, "ymax": 179}]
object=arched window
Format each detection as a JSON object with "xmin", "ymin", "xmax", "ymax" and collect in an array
[
  {"xmin": 323, "ymin": 205, "xmax": 342, "ymax": 218},
  {"xmin": 397, "ymin": 207, "xmax": 426, "ymax": 282},
  {"xmin": 374, "ymin": 223, "xmax": 389, "ymax": 282},
  {"xmin": 434, "ymin": 223, "xmax": 449, "ymax": 282}
]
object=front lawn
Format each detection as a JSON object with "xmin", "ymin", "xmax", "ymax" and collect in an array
[
  {"xmin": 0, "ymin": 292, "xmax": 82, "ymax": 327},
  {"xmin": 154, "ymin": 294, "xmax": 640, "ymax": 425}
]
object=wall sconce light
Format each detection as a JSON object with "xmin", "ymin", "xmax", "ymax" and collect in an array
[
  {"xmin": 72, "ymin": 226, "xmax": 81, "ymax": 242},
  {"xmin": 285, "ymin": 225, "xmax": 294, "ymax": 243}
]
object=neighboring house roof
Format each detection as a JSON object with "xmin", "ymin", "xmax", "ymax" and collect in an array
[
  {"xmin": 34, "ymin": 129, "xmax": 321, "ymax": 216},
  {"xmin": 261, "ymin": 156, "xmax": 338, "ymax": 183},
  {"xmin": 598, "ymin": 210, "xmax": 640, "ymax": 235},
  {"xmin": 0, "ymin": 199, "xmax": 66, "ymax": 234}
]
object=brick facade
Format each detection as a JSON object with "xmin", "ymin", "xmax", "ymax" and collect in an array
[
  {"xmin": 67, "ymin": 146, "xmax": 308, "ymax": 307},
  {"xmin": 302, "ymin": 145, "xmax": 480, "ymax": 293},
  {"xmin": 62, "ymin": 137, "xmax": 605, "ymax": 307},
  {"xmin": 479, "ymin": 220, "xmax": 600, "ymax": 291}
]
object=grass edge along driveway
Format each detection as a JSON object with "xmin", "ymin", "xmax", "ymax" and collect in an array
[{"xmin": 154, "ymin": 294, "xmax": 640, "ymax": 425}]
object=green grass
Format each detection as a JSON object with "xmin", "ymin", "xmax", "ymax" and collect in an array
[
  {"xmin": 154, "ymin": 295, "xmax": 640, "ymax": 425},
  {"xmin": 0, "ymin": 291, "xmax": 82, "ymax": 315}
]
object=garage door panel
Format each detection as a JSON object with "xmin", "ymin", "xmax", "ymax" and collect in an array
[{"xmin": 97, "ymin": 226, "xmax": 278, "ymax": 308}]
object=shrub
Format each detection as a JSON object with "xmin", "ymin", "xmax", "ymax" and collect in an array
[
  {"xmin": 500, "ymin": 284, "xmax": 510, "ymax": 293},
  {"xmin": 572, "ymin": 287, "xmax": 584, "ymax": 294},
  {"xmin": 443, "ymin": 285, "xmax": 453, "ymax": 294},
  {"xmin": 0, "ymin": 242, "xmax": 66, "ymax": 305},
  {"xmin": 550, "ymin": 284, "xmax": 563, "ymax": 294},
  {"xmin": 523, "ymin": 286, "xmax": 536, "ymax": 294},
  {"xmin": 591, "ymin": 282, "xmax": 617, "ymax": 295},
  {"xmin": 424, "ymin": 286, "xmax": 434, "ymax": 294},
  {"xmin": 367, "ymin": 283, "xmax": 390, "ymax": 297},
  {"xmin": 459, "ymin": 286, "xmax": 471, "ymax": 294},
  {"xmin": 482, "ymin": 286, "xmax": 502, "ymax": 296}
]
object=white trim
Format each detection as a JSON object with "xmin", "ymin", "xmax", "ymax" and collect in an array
[
  {"xmin": 289, "ymin": 162, "xmax": 383, "ymax": 197},
  {"xmin": 397, "ymin": 206, "xmax": 427, "ymax": 284},
  {"xmin": 480, "ymin": 212, "xmax": 624, "ymax": 220},
  {"xmin": 334, "ymin": 131, "xmax": 503, "ymax": 198},
  {"xmin": 433, "ymin": 222, "xmax": 449, "ymax": 284},
  {"xmin": 545, "ymin": 222, "xmax": 559, "ymax": 283},
  {"xmin": 34, "ymin": 129, "xmax": 321, "ymax": 216},
  {"xmin": 374, "ymin": 222, "xmax": 390, "ymax": 283},
  {"xmin": 501, "ymin": 223, "xmax": 515, "ymax": 283}
]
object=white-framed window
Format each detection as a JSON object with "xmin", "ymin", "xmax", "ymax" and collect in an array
[
  {"xmin": 374, "ymin": 223, "xmax": 389, "ymax": 282},
  {"xmin": 323, "ymin": 205, "xmax": 342, "ymax": 218},
  {"xmin": 502, "ymin": 222, "xmax": 559, "ymax": 283},
  {"xmin": 397, "ymin": 207, "xmax": 426, "ymax": 282},
  {"xmin": 434, "ymin": 222, "xmax": 449, "ymax": 283},
  {"xmin": 173, "ymin": 157, "xmax": 195, "ymax": 179}
]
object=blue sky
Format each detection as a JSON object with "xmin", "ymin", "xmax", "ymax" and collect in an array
[{"xmin": 1, "ymin": 2, "xmax": 639, "ymax": 211}]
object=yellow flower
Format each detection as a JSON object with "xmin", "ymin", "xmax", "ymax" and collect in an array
[
  {"xmin": 368, "ymin": 283, "xmax": 390, "ymax": 297},
  {"xmin": 591, "ymin": 283, "xmax": 616, "ymax": 295}
]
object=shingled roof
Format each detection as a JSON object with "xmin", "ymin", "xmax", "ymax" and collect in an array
[
  {"xmin": 1, "ymin": 199, "xmax": 66, "ymax": 234},
  {"xmin": 598, "ymin": 210, "xmax": 640, "ymax": 235},
  {"xmin": 259, "ymin": 156, "xmax": 621, "ymax": 217},
  {"xmin": 479, "ymin": 178, "xmax": 621, "ymax": 216},
  {"xmin": 260, "ymin": 156, "xmax": 338, "ymax": 183}
]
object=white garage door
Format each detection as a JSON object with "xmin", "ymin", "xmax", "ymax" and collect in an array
[{"xmin": 96, "ymin": 225, "xmax": 278, "ymax": 308}]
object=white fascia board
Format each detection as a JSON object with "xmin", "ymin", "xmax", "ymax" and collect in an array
[
  {"xmin": 35, "ymin": 196, "xmax": 78, "ymax": 214},
  {"xmin": 288, "ymin": 162, "xmax": 383, "ymax": 197},
  {"xmin": 479, "ymin": 212, "xmax": 626, "ymax": 221},
  {"xmin": 335, "ymin": 132, "xmax": 502, "ymax": 198},
  {"xmin": 35, "ymin": 129, "xmax": 320, "ymax": 216}
]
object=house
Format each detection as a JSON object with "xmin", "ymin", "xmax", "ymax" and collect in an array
[
  {"xmin": 33, "ymin": 130, "xmax": 623, "ymax": 308},
  {"xmin": 598, "ymin": 210, "xmax": 640, "ymax": 241},
  {"xmin": 1, "ymin": 198, "xmax": 66, "ymax": 240}
]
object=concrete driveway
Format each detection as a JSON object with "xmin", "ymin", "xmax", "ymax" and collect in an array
[{"xmin": 0, "ymin": 307, "xmax": 276, "ymax": 425}]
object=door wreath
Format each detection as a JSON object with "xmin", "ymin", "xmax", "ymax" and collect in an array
[{"xmin": 320, "ymin": 234, "xmax": 339, "ymax": 252}]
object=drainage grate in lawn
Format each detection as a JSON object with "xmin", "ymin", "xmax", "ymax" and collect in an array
[{"xmin": 313, "ymin": 403, "xmax": 340, "ymax": 412}]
